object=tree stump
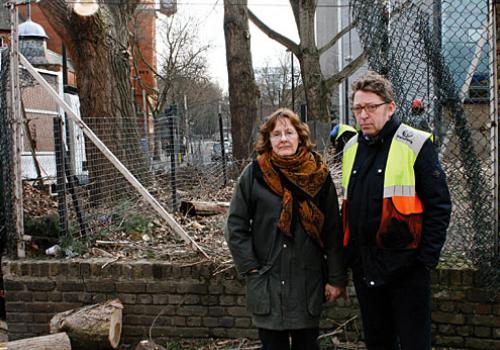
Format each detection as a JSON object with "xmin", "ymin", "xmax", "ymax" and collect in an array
[
  {"xmin": 0, "ymin": 332, "xmax": 71, "ymax": 350},
  {"xmin": 50, "ymin": 299, "xmax": 123, "ymax": 349}
]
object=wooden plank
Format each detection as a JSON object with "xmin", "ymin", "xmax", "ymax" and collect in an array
[{"xmin": 9, "ymin": 1, "xmax": 25, "ymax": 258}]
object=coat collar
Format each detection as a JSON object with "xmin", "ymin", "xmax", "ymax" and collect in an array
[{"xmin": 360, "ymin": 116, "xmax": 401, "ymax": 146}]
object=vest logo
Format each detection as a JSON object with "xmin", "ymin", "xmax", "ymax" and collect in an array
[
  {"xmin": 397, "ymin": 129, "xmax": 414, "ymax": 144},
  {"xmin": 402, "ymin": 130, "xmax": 414, "ymax": 138}
]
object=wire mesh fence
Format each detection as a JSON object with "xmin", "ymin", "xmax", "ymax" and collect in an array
[
  {"xmin": 0, "ymin": 1, "xmax": 498, "ymax": 291},
  {"xmin": 3, "ymin": 49, "xmax": 242, "ymax": 263}
]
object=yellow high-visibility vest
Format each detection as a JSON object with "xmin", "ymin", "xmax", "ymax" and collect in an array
[
  {"xmin": 335, "ymin": 124, "xmax": 357, "ymax": 141},
  {"xmin": 341, "ymin": 123, "xmax": 432, "ymax": 248}
]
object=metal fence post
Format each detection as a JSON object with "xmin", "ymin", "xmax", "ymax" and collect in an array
[
  {"xmin": 53, "ymin": 115, "xmax": 68, "ymax": 235},
  {"xmin": 218, "ymin": 107, "xmax": 227, "ymax": 186},
  {"xmin": 168, "ymin": 111, "xmax": 177, "ymax": 212}
]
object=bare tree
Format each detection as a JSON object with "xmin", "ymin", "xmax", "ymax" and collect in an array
[
  {"xmin": 255, "ymin": 53, "xmax": 305, "ymax": 117},
  {"xmin": 248, "ymin": 0, "xmax": 366, "ymax": 122},
  {"xmin": 133, "ymin": 14, "xmax": 211, "ymax": 117},
  {"xmin": 186, "ymin": 80, "xmax": 224, "ymax": 138},
  {"xmin": 38, "ymin": 0, "xmax": 146, "ymax": 205},
  {"xmin": 130, "ymin": 13, "xmax": 214, "ymax": 160},
  {"xmin": 224, "ymin": 0, "xmax": 260, "ymax": 161},
  {"xmin": 255, "ymin": 56, "xmax": 289, "ymax": 110}
]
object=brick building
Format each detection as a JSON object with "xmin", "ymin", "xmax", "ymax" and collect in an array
[
  {"xmin": 0, "ymin": 1, "xmax": 168, "ymax": 179},
  {"xmin": 20, "ymin": 1, "xmax": 159, "ymax": 117},
  {"xmin": 2, "ymin": 1, "xmax": 162, "ymax": 122},
  {"xmin": 0, "ymin": 3, "xmax": 9, "ymax": 48}
]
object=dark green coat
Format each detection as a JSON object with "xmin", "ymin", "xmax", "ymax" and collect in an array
[{"xmin": 224, "ymin": 162, "xmax": 346, "ymax": 330}]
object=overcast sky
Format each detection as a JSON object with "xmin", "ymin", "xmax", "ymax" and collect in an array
[{"xmin": 175, "ymin": 0, "xmax": 298, "ymax": 93}]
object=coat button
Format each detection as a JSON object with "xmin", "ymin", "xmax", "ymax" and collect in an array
[
  {"xmin": 283, "ymin": 244, "xmax": 287, "ymax": 248},
  {"xmin": 377, "ymin": 169, "xmax": 383, "ymax": 173},
  {"xmin": 281, "ymin": 280, "xmax": 285, "ymax": 285},
  {"xmin": 369, "ymin": 281, "xmax": 375, "ymax": 286},
  {"xmin": 353, "ymin": 170, "xmax": 357, "ymax": 175}
]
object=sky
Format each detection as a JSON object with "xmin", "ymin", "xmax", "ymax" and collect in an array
[{"xmin": 174, "ymin": 0, "xmax": 299, "ymax": 93}]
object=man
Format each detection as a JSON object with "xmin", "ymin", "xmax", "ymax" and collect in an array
[
  {"xmin": 341, "ymin": 71, "xmax": 451, "ymax": 350},
  {"xmin": 329, "ymin": 124, "xmax": 357, "ymax": 154}
]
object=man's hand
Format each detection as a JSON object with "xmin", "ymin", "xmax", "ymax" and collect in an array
[{"xmin": 324, "ymin": 283, "xmax": 348, "ymax": 303}]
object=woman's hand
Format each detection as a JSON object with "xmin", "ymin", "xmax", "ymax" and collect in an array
[{"xmin": 324, "ymin": 283, "xmax": 348, "ymax": 303}]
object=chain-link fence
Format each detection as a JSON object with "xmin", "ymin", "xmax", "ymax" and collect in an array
[{"xmin": 351, "ymin": 0, "xmax": 498, "ymax": 287}]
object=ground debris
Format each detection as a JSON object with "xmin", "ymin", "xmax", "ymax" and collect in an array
[
  {"xmin": 21, "ymin": 181, "xmax": 234, "ymax": 270},
  {"xmin": 22, "ymin": 182, "xmax": 57, "ymax": 217}
]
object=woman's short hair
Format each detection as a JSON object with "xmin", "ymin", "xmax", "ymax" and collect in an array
[
  {"xmin": 255, "ymin": 108, "xmax": 315, "ymax": 154},
  {"xmin": 350, "ymin": 71, "xmax": 394, "ymax": 103}
]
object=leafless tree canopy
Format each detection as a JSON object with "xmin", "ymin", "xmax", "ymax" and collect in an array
[{"xmin": 248, "ymin": 0, "xmax": 366, "ymax": 122}]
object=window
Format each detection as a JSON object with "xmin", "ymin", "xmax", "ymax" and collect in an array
[
  {"xmin": 466, "ymin": 73, "xmax": 489, "ymax": 103},
  {"xmin": 135, "ymin": 103, "xmax": 143, "ymax": 114}
]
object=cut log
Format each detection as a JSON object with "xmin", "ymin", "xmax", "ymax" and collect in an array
[
  {"xmin": 0, "ymin": 332, "xmax": 71, "ymax": 350},
  {"xmin": 179, "ymin": 200, "xmax": 229, "ymax": 216},
  {"xmin": 50, "ymin": 299, "xmax": 123, "ymax": 350},
  {"xmin": 134, "ymin": 340, "xmax": 167, "ymax": 350}
]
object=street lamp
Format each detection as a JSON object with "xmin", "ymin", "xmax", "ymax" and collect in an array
[{"xmin": 287, "ymin": 49, "xmax": 295, "ymax": 112}]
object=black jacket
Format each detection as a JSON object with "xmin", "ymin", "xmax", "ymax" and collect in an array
[
  {"xmin": 224, "ymin": 161, "xmax": 346, "ymax": 330},
  {"xmin": 345, "ymin": 117, "xmax": 451, "ymax": 286}
]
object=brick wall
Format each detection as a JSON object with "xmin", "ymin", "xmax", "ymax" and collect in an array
[{"xmin": 2, "ymin": 259, "xmax": 499, "ymax": 349}]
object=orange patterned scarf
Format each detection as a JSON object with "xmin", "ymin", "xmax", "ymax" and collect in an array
[{"xmin": 257, "ymin": 147, "xmax": 329, "ymax": 246}]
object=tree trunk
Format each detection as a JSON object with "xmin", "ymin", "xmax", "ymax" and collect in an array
[
  {"xmin": 1, "ymin": 333, "xmax": 71, "ymax": 350},
  {"xmin": 179, "ymin": 200, "xmax": 229, "ymax": 216},
  {"xmin": 223, "ymin": 0, "xmax": 260, "ymax": 161},
  {"xmin": 38, "ymin": 1, "xmax": 147, "ymax": 206},
  {"xmin": 49, "ymin": 299, "xmax": 123, "ymax": 350},
  {"xmin": 292, "ymin": 0, "xmax": 331, "ymax": 123},
  {"xmin": 299, "ymin": 52, "xmax": 331, "ymax": 122}
]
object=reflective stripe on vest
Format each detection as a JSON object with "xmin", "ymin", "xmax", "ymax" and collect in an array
[
  {"xmin": 341, "ymin": 123, "xmax": 432, "ymax": 247},
  {"xmin": 341, "ymin": 134, "xmax": 359, "ymax": 198}
]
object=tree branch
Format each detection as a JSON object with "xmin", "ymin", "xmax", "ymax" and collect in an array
[
  {"xmin": 318, "ymin": 20, "xmax": 357, "ymax": 56},
  {"xmin": 247, "ymin": 9, "xmax": 299, "ymax": 56},
  {"xmin": 325, "ymin": 52, "xmax": 367, "ymax": 90}
]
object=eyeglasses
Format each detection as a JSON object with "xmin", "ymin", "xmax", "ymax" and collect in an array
[
  {"xmin": 270, "ymin": 130, "xmax": 298, "ymax": 140},
  {"xmin": 351, "ymin": 102, "xmax": 388, "ymax": 116}
]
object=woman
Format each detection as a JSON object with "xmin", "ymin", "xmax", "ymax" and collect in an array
[{"xmin": 224, "ymin": 108, "xmax": 347, "ymax": 350}]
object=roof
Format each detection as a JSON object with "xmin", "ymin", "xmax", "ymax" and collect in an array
[
  {"xmin": 47, "ymin": 49, "xmax": 75, "ymax": 71},
  {"xmin": 0, "ymin": 1, "xmax": 10, "ymax": 31},
  {"xmin": 19, "ymin": 19, "xmax": 48, "ymax": 38}
]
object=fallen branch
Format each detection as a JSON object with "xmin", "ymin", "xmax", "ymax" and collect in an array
[
  {"xmin": 102, "ymin": 257, "xmax": 121, "ymax": 269},
  {"xmin": 318, "ymin": 314, "xmax": 358, "ymax": 340},
  {"xmin": 179, "ymin": 200, "xmax": 229, "ymax": 216}
]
